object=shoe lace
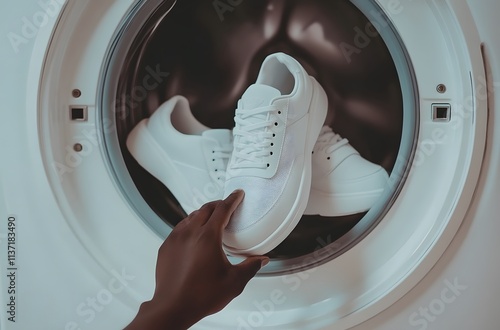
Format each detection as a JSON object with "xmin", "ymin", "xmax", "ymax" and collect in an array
[
  {"xmin": 212, "ymin": 142, "xmax": 233, "ymax": 181},
  {"xmin": 232, "ymin": 105, "xmax": 278, "ymax": 169},
  {"xmin": 315, "ymin": 126, "xmax": 348, "ymax": 154}
]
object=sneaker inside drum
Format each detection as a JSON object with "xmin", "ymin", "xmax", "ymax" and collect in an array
[{"xmin": 102, "ymin": 0, "xmax": 418, "ymax": 273}]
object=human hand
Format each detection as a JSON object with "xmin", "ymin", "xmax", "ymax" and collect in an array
[{"xmin": 125, "ymin": 190, "xmax": 269, "ymax": 330}]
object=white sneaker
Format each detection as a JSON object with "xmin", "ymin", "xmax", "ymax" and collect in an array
[
  {"xmin": 305, "ymin": 126, "xmax": 389, "ymax": 217},
  {"xmin": 223, "ymin": 52, "xmax": 328, "ymax": 256},
  {"xmin": 126, "ymin": 96, "xmax": 232, "ymax": 214}
]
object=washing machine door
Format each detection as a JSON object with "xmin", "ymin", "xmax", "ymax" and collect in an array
[{"xmin": 1, "ymin": 0, "xmax": 497, "ymax": 329}]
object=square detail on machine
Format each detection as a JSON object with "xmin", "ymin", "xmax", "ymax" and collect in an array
[
  {"xmin": 70, "ymin": 106, "xmax": 88, "ymax": 121},
  {"xmin": 432, "ymin": 104, "xmax": 451, "ymax": 122}
]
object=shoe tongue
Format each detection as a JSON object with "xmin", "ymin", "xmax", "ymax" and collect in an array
[
  {"xmin": 240, "ymin": 84, "xmax": 281, "ymax": 110},
  {"xmin": 202, "ymin": 129, "xmax": 232, "ymax": 144}
]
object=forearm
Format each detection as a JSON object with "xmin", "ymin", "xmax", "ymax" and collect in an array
[{"xmin": 124, "ymin": 300, "xmax": 199, "ymax": 330}]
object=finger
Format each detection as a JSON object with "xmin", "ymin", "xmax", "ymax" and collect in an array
[
  {"xmin": 207, "ymin": 190, "xmax": 244, "ymax": 231},
  {"xmin": 177, "ymin": 200, "xmax": 219, "ymax": 230},
  {"xmin": 231, "ymin": 256, "xmax": 269, "ymax": 292}
]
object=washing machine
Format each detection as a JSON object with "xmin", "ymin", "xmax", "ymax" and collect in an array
[{"xmin": 1, "ymin": 0, "xmax": 499, "ymax": 329}]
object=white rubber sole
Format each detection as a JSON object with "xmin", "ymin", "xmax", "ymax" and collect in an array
[
  {"xmin": 305, "ymin": 165, "xmax": 389, "ymax": 216},
  {"xmin": 223, "ymin": 77, "xmax": 328, "ymax": 256},
  {"xmin": 304, "ymin": 187, "xmax": 385, "ymax": 217},
  {"xmin": 126, "ymin": 120, "xmax": 197, "ymax": 213}
]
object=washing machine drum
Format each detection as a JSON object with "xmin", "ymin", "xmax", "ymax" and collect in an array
[
  {"xmin": 111, "ymin": 0, "xmax": 405, "ymax": 262},
  {"xmin": 38, "ymin": 0, "xmax": 485, "ymax": 328}
]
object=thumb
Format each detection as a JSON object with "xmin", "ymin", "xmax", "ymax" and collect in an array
[{"xmin": 232, "ymin": 257, "xmax": 270, "ymax": 290}]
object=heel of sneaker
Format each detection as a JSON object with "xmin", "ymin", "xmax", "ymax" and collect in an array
[
  {"xmin": 305, "ymin": 188, "xmax": 385, "ymax": 217},
  {"xmin": 307, "ymin": 77, "xmax": 328, "ymax": 149},
  {"xmin": 126, "ymin": 120, "xmax": 153, "ymax": 166},
  {"xmin": 126, "ymin": 120, "xmax": 193, "ymax": 211},
  {"xmin": 126, "ymin": 119, "xmax": 167, "ymax": 181}
]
